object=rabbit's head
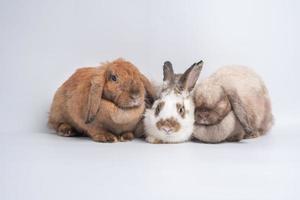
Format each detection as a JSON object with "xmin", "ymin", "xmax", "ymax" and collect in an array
[
  {"xmin": 194, "ymin": 82, "xmax": 231, "ymax": 126},
  {"xmin": 85, "ymin": 58, "xmax": 155, "ymax": 123},
  {"xmin": 144, "ymin": 61, "xmax": 203, "ymax": 143},
  {"xmin": 102, "ymin": 59, "xmax": 154, "ymax": 108}
]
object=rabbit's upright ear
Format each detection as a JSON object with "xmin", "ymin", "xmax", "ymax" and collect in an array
[
  {"xmin": 178, "ymin": 60, "xmax": 203, "ymax": 92},
  {"xmin": 227, "ymin": 90, "xmax": 256, "ymax": 134},
  {"xmin": 140, "ymin": 73, "xmax": 157, "ymax": 108},
  {"xmin": 85, "ymin": 76, "xmax": 104, "ymax": 124},
  {"xmin": 163, "ymin": 61, "xmax": 175, "ymax": 88}
]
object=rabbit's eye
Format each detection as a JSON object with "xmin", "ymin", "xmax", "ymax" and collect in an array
[
  {"xmin": 155, "ymin": 102, "xmax": 165, "ymax": 117},
  {"xmin": 110, "ymin": 74, "xmax": 117, "ymax": 82},
  {"xmin": 179, "ymin": 108, "xmax": 184, "ymax": 113},
  {"xmin": 155, "ymin": 106, "xmax": 160, "ymax": 114},
  {"xmin": 176, "ymin": 103, "xmax": 185, "ymax": 118}
]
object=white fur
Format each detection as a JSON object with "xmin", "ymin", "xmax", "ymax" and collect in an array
[{"xmin": 144, "ymin": 91, "xmax": 195, "ymax": 143}]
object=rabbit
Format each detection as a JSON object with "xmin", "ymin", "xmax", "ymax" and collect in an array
[
  {"xmin": 144, "ymin": 61, "xmax": 203, "ymax": 143},
  {"xmin": 193, "ymin": 65, "xmax": 274, "ymax": 143},
  {"xmin": 48, "ymin": 58, "xmax": 156, "ymax": 142}
]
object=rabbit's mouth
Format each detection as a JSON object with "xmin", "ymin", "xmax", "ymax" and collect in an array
[
  {"xmin": 129, "ymin": 99, "xmax": 143, "ymax": 107},
  {"xmin": 117, "ymin": 99, "xmax": 143, "ymax": 109},
  {"xmin": 194, "ymin": 117, "xmax": 224, "ymax": 126},
  {"xmin": 111, "ymin": 94, "xmax": 144, "ymax": 109},
  {"xmin": 194, "ymin": 120, "xmax": 212, "ymax": 126},
  {"xmin": 161, "ymin": 128, "xmax": 174, "ymax": 135}
]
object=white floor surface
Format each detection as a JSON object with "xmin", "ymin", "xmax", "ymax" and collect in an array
[{"xmin": 1, "ymin": 124, "xmax": 299, "ymax": 200}]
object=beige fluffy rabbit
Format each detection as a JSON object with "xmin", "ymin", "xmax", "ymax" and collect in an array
[
  {"xmin": 193, "ymin": 65, "xmax": 273, "ymax": 143},
  {"xmin": 48, "ymin": 58, "xmax": 156, "ymax": 142}
]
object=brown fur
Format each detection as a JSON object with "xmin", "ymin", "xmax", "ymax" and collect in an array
[
  {"xmin": 155, "ymin": 102, "xmax": 165, "ymax": 116},
  {"xmin": 119, "ymin": 132, "xmax": 135, "ymax": 141},
  {"xmin": 48, "ymin": 58, "xmax": 155, "ymax": 142}
]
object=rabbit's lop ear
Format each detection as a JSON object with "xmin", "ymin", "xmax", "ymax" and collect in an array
[
  {"xmin": 163, "ymin": 61, "xmax": 175, "ymax": 87},
  {"xmin": 227, "ymin": 90, "xmax": 256, "ymax": 134},
  {"xmin": 85, "ymin": 76, "xmax": 104, "ymax": 124},
  {"xmin": 140, "ymin": 73, "xmax": 157, "ymax": 108},
  {"xmin": 178, "ymin": 60, "xmax": 203, "ymax": 92}
]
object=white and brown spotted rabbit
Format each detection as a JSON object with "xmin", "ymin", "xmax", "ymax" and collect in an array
[{"xmin": 144, "ymin": 61, "xmax": 203, "ymax": 143}]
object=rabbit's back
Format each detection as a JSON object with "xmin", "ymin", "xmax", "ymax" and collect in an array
[{"xmin": 214, "ymin": 66, "xmax": 273, "ymax": 136}]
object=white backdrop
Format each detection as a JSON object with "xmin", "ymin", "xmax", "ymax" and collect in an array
[
  {"xmin": 1, "ymin": 1, "xmax": 300, "ymax": 200},
  {"xmin": 0, "ymin": 0, "xmax": 299, "ymax": 132}
]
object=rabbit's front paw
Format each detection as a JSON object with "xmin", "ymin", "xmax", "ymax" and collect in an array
[
  {"xmin": 91, "ymin": 132, "xmax": 118, "ymax": 143},
  {"xmin": 57, "ymin": 123, "xmax": 77, "ymax": 137},
  {"xmin": 226, "ymin": 133, "xmax": 244, "ymax": 142},
  {"xmin": 244, "ymin": 131, "xmax": 260, "ymax": 139},
  {"xmin": 119, "ymin": 132, "xmax": 135, "ymax": 142}
]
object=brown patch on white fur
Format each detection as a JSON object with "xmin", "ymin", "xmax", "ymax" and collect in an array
[
  {"xmin": 156, "ymin": 117, "xmax": 181, "ymax": 133},
  {"xmin": 176, "ymin": 103, "xmax": 186, "ymax": 118},
  {"xmin": 155, "ymin": 101, "xmax": 165, "ymax": 117}
]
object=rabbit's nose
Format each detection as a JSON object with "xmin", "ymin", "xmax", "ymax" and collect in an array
[
  {"xmin": 156, "ymin": 118, "xmax": 180, "ymax": 133},
  {"xmin": 130, "ymin": 88, "xmax": 141, "ymax": 99},
  {"xmin": 161, "ymin": 127, "xmax": 172, "ymax": 133},
  {"xmin": 196, "ymin": 111, "xmax": 202, "ymax": 119},
  {"xmin": 130, "ymin": 93, "xmax": 140, "ymax": 100},
  {"xmin": 203, "ymin": 112, "xmax": 210, "ymax": 118},
  {"xmin": 196, "ymin": 111, "xmax": 208, "ymax": 119}
]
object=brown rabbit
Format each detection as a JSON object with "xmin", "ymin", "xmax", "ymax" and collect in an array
[{"xmin": 48, "ymin": 58, "xmax": 156, "ymax": 142}]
